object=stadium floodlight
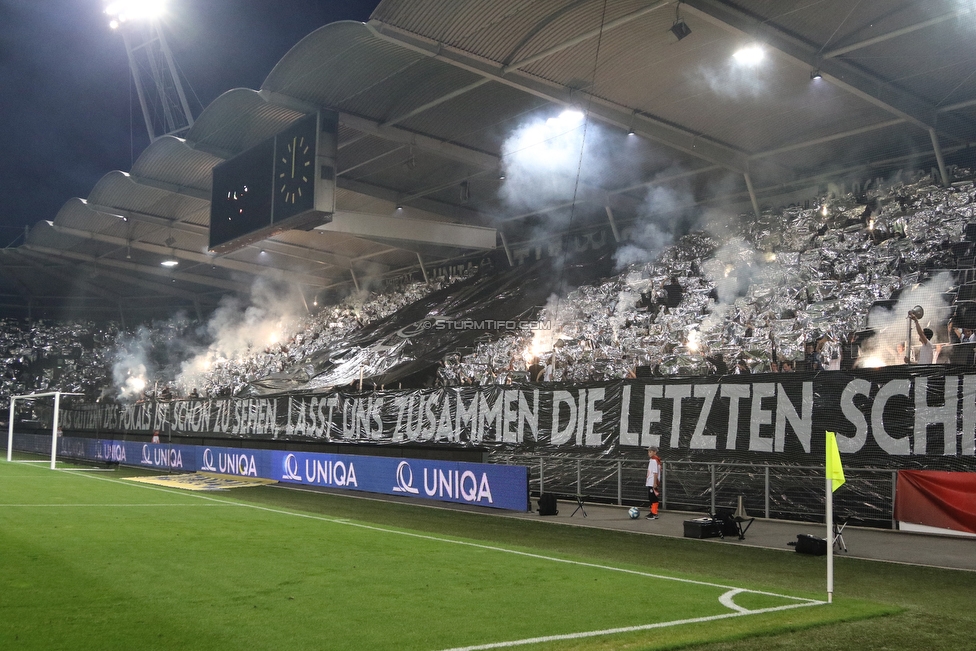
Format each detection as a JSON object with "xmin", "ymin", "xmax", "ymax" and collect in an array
[
  {"xmin": 733, "ymin": 44, "xmax": 765, "ymax": 65},
  {"xmin": 7, "ymin": 391, "xmax": 83, "ymax": 470},
  {"xmin": 104, "ymin": 0, "xmax": 193, "ymax": 142},
  {"xmin": 160, "ymin": 259, "xmax": 179, "ymax": 267},
  {"xmin": 105, "ymin": 0, "xmax": 166, "ymax": 28}
]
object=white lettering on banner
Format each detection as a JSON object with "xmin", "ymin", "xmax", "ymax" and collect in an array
[
  {"xmin": 518, "ymin": 389, "xmax": 540, "ymax": 442},
  {"xmin": 963, "ymin": 376, "xmax": 976, "ymax": 456},
  {"xmin": 422, "ymin": 468, "xmax": 493, "ymax": 503},
  {"xmin": 838, "ymin": 379, "xmax": 871, "ymax": 453},
  {"xmin": 435, "ymin": 395, "xmax": 455, "ymax": 442},
  {"xmin": 618, "ymin": 384, "xmax": 663, "ymax": 448},
  {"xmin": 664, "ymin": 385, "xmax": 692, "ymax": 448},
  {"xmin": 914, "ymin": 376, "xmax": 959, "ymax": 456},
  {"xmin": 63, "ymin": 374, "xmax": 976, "ymax": 458},
  {"xmin": 721, "ymin": 384, "xmax": 750, "ymax": 450},
  {"xmin": 551, "ymin": 391, "xmax": 576, "ymax": 445},
  {"xmin": 549, "ymin": 390, "xmax": 605, "ymax": 446},
  {"xmin": 478, "ymin": 392, "xmax": 503, "ymax": 442},
  {"xmin": 455, "ymin": 391, "xmax": 478, "ymax": 440},
  {"xmin": 872, "ymin": 379, "xmax": 912, "ymax": 455},
  {"xmin": 749, "ymin": 384, "xmax": 775, "ymax": 452},
  {"xmin": 584, "ymin": 388, "xmax": 605, "ymax": 446},
  {"xmin": 689, "ymin": 384, "xmax": 718, "ymax": 450},
  {"xmin": 775, "ymin": 382, "xmax": 813, "ymax": 453}
]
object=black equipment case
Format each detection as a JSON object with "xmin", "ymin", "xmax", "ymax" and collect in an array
[
  {"xmin": 683, "ymin": 517, "xmax": 723, "ymax": 539},
  {"xmin": 791, "ymin": 533, "xmax": 828, "ymax": 555}
]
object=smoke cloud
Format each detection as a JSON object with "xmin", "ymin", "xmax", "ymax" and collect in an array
[
  {"xmin": 175, "ymin": 277, "xmax": 306, "ymax": 391},
  {"xmin": 858, "ymin": 271, "xmax": 955, "ymax": 366}
]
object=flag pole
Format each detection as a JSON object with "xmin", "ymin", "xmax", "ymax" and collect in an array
[{"xmin": 826, "ymin": 462, "xmax": 833, "ymax": 604}]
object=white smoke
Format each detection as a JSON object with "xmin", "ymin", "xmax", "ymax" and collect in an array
[
  {"xmin": 111, "ymin": 327, "xmax": 153, "ymax": 401},
  {"xmin": 175, "ymin": 277, "xmax": 306, "ymax": 392},
  {"xmin": 858, "ymin": 272, "xmax": 955, "ymax": 367},
  {"xmin": 613, "ymin": 184, "xmax": 684, "ymax": 269}
]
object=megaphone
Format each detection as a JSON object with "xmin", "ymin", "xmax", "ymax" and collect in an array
[{"xmin": 908, "ymin": 305, "xmax": 924, "ymax": 320}]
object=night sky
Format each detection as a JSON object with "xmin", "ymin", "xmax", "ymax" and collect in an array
[{"xmin": 0, "ymin": 0, "xmax": 380, "ymax": 244}]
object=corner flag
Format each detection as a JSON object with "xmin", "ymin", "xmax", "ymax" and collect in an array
[{"xmin": 825, "ymin": 431, "xmax": 845, "ymax": 492}]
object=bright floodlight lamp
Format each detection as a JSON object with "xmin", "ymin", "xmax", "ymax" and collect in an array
[
  {"xmin": 160, "ymin": 258, "xmax": 179, "ymax": 267},
  {"xmin": 104, "ymin": 0, "xmax": 166, "ymax": 28},
  {"xmin": 811, "ymin": 70, "xmax": 823, "ymax": 80},
  {"xmin": 733, "ymin": 44, "xmax": 765, "ymax": 65},
  {"xmin": 670, "ymin": 20, "xmax": 692, "ymax": 41}
]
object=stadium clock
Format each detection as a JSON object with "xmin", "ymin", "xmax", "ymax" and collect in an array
[{"xmin": 209, "ymin": 110, "xmax": 337, "ymax": 254}]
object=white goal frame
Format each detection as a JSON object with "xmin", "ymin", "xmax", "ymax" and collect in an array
[{"xmin": 6, "ymin": 391, "xmax": 82, "ymax": 470}]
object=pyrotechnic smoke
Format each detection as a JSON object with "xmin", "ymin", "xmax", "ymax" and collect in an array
[
  {"xmin": 174, "ymin": 278, "xmax": 307, "ymax": 392},
  {"xmin": 111, "ymin": 326, "xmax": 153, "ymax": 401},
  {"xmin": 692, "ymin": 49, "xmax": 770, "ymax": 100},
  {"xmin": 613, "ymin": 184, "xmax": 684, "ymax": 269},
  {"xmin": 858, "ymin": 271, "xmax": 955, "ymax": 367}
]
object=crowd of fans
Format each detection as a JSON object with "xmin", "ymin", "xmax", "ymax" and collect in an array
[{"xmin": 1, "ymin": 169, "xmax": 975, "ymax": 403}]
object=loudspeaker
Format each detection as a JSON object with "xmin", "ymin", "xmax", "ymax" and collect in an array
[{"xmin": 537, "ymin": 493, "xmax": 558, "ymax": 516}]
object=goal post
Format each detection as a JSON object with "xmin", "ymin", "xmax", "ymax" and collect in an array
[{"xmin": 6, "ymin": 391, "xmax": 83, "ymax": 470}]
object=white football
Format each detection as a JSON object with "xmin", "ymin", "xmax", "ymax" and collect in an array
[{"xmin": 628, "ymin": 506, "xmax": 640, "ymax": 519}]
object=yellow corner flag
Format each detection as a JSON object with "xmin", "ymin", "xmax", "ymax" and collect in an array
[{"xmin": 826, "ymin": 431, "xmax": 845, "ymax": 492}]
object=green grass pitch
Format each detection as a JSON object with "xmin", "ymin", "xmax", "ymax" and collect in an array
[{"xmin": 0, "ymin": 457, "xmax": 947, "ymax": 650}]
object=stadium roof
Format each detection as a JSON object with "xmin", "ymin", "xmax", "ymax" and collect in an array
[{"xmin": 3, "ymin": 0, "xmax": 975, "ymax": 321}]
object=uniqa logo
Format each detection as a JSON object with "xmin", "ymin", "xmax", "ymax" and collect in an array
[
  {"xmin": 282, "ymin": 453, "xmax": 302, "ymax": 481},
  {"xmin": 141, "ymin": 445, "xmax": 183, "ymax": 469},
  {"xmin": 101, "ymin": 443, "xmax": 126, "ymax": 462},
  {"xmin": 423, "ymin": 469, "xmax": 493, "ymax": 504},
  {"xmin": 392, "ymin": 460, "xmax": 420, "ymax": 494},
  {"xmin": 201, "ymin": 448, "xmax": 217, "ymax": 471},
  {"xmin": 218, "ymin": 452, "xmax": 257, "ymax": 476}
]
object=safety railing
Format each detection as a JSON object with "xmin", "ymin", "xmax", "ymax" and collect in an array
[{"xmin": 507, "ymin": 455, "xmax": 898, "ymax": 529}]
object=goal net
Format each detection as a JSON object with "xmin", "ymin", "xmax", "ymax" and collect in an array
[{"xmin": 5, "ymin": 391, "xmax": 82, "ymax": 470}]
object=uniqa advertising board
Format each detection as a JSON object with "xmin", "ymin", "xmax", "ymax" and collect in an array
[{"xmin": 53, "ymin": 437, "xmax": 529, "ymax": 512}]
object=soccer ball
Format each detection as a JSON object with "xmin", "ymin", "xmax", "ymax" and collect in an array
[{"xmin": 628, "ymin": 507, "xmax": 640, "ymax": 519}]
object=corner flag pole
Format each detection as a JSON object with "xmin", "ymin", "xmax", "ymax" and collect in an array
[{"xmin": 825, "ymin": 431, "xmax": 846, "ymax": 604}]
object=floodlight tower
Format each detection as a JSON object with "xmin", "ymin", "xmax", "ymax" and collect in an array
[{"xmin": 105, "ymin": 1, "xmax": 194, "ymax": 141}]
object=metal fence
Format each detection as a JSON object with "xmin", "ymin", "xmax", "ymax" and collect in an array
[{"xmin": 511, "ymin": 455, "xmax": 898, "ymax": 529}]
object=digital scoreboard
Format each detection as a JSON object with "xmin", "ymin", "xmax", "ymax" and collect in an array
[{"xmin": 209, "ymin": 110, "xmax": 337, "ymax": 254}]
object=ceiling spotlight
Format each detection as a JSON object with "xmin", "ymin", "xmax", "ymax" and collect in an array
[
  {"xmin": 627, "ymin": 128, "xmax": 636, "ymax": 136},
  {"xmin": 396, "ymin": 204, "xmax": 403, "ymax": 211},
  {"xmin": 670, "ymin": 20, "xmax": 692, "ymax": 42},
  {"xmin": 160, "ymin": 259, "xmax": 179, "ymax": 267},
  {"xmin": 810, "ymin": 69, "xmax": 822, "ymax": 80},
  {"xmin": 498, "ymin": 173, "xmax": 506, "ymax": 180},
  {"xmin": 733, "ymin": 44, "xmax": 765, "ymax": 65}
]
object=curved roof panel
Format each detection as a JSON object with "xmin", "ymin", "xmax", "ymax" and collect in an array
[{"xmin": 7, "ymin": 0, "xmax": 976, "ymax": 320}]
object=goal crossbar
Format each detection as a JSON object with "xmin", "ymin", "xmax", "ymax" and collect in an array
[{"xmin": 7, "ymin": 391, "xmax": 83, "ymax": 470}]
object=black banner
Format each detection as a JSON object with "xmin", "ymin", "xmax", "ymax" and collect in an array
[{"xmin": 59, "ymin": 366, "xmax": 976, "ymax": 470}]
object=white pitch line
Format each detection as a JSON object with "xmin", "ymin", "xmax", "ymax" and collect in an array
[
  {"xmin": 61, "ymin": 467, "xmax": 828, "ymax": 649},
  {"xmin": 0, "ymin": 503, "xmax": 229, "ymax": 507},
  {"xmin": 435, "ymin": 602, "xmax": 820, "ymax": 651}
]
